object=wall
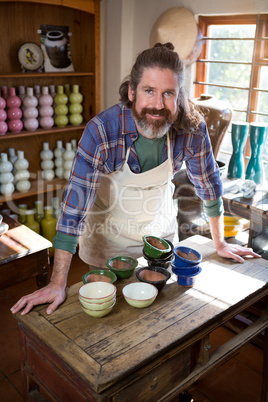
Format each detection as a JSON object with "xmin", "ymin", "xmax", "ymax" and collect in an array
[{"xmin": 101, "ymin": 0, "xmax": 268, "ymax": 109}]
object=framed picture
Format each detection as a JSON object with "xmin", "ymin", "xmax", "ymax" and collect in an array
[{"xmin": 39, "ymin": 24, "xmax": 74, "ymax": 72}]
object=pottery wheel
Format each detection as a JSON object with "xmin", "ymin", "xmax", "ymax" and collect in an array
[{"xmin": 150, "ymin": 7, "xmax": 203, "ymax": 66}]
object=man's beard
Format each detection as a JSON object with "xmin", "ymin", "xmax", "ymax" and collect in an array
[{"xmin": 131, "ymin": 100, "xmax": 178, "ymax": 139}]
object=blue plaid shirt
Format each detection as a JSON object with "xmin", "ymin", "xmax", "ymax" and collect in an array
[{"xmin": 57, "ymin": 103, "xmax": 223, "ymax": 236}]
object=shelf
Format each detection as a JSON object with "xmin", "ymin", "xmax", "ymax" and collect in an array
[
  {"xmin": 0, "ymin": 178, "xmax": 67, "ymax": 203},
  {"xmin": 0, "ymin": 124, "xmax": 86, "ymax": 140},
  {"xmin": 0, "ymin": 72, "xmax": 95, "ymax": 79}
]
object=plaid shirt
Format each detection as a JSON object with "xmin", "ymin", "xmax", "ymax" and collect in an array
[{"xmin": 57, "ymin": 103, "xmax": 223, "ymax": 236}]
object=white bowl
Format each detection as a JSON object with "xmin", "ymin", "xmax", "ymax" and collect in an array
[
  {"xmin": 122, "ymin": 282, "xmax": 158, "ymax": 308},
  {"xmin": 81, "ymin": 300, "xmax": 116, "ymax": 318},
  {"xmin": 79, "ymin": 282, "xmax": 116, "ymax": 304},
  {"xmin": 79, "ymin": 295, "xmax": 116, "ymax": 310}
]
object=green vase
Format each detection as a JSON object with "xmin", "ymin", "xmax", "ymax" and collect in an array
[
  {"xmin": 25, "ymin": 209, "xmax": 40, "ymax": 234},
  {"xmin": 54, "ymin": 86, "xmax": 68, "ymax": 127},
  {"xmin": 35, "ymin": 200, "xmax": 44, "ymax": 234},
  {"xmin": 227, "ymin": 122, "xmax": 249, "ymax": 179},
  {"xmin": 41, "ymin": 206, "xmax": 57, "ymax": 254},
  {"xmin": 245, "ymin": 123, "xmax": 268, "ymax": 184},
  {"xmin": 69, "ymin": 84, "xmax": 83, "ymax": 126},
  {"xmin": 18, "ymin": 203, "xmax": 28, "ymax": 224}
]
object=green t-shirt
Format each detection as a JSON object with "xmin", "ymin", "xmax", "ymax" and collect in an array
[{"xmin": 134, "ymin": 132, "xmax": 165, "ymax": 172}]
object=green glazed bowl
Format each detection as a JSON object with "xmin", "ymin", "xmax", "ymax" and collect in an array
[
  {"xmin": 106, "ymin": 256, "xmax": 138, "ymax": 279},
  {"xmin": 82, "ymin": 269, "xmax": 117, "ymax": 284},
  {"xmin": 142, "ymin": 235, "xmax": 172, "ymax": 259}
]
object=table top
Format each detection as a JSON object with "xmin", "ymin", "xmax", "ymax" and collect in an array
[
  {"xmin": 222, "ymin": 176, "xmax": 268, "ymax": 224},
  {"xmin": 0, "ymin": 213, "xmax": 52, "ymax": 265},
  {"xmin": 15, "ymin": 235, "xmax": 268, "ymax": 394}
]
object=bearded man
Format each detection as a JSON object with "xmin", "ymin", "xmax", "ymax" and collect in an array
[{"xmin": 11, "ymin": 43, "xmax": 260, "ymax": 316}]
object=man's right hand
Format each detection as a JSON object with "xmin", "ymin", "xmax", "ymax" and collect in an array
[{"xmin": 10, "ymin": 282, "xmax": 66, "ymax": 316}]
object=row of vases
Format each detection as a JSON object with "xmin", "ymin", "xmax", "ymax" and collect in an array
[
  {"xmin": 0, "ymin": 84, "xmax": 83, "ymax": 135},
  {"xmin": 0, "ymin": 150, "xmax": 30, "ymax": 195},
  {"xmin": 227, "ymin": 122, "xmax": 268, "ymax": 184}
]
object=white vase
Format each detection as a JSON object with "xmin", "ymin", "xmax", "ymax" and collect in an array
[
  {"xmin": 14, "ymin": 150, "xmax": 29, "ymax": 171},
  {"xmin": 23, "ymin": 87, "xmax": 39, "ymax": 131},
  {"xmin": 40, "ymin": 142, "xmax": 53, "ymax": 160},
  {"xmin": 0, "ymin": 153, "xmax": 13, "ymax": 173},
  {"xmin": 16, "ymin": 179, "xmax": 31, "ymax": 192},
  {"xmin": 0, "ymin": 182, "xmax": 15, "ymax": 195},
  {"xmin": 14, "ymin": 151, "xmax": 30, "ymax": 192}
]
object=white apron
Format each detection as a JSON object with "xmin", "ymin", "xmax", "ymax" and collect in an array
[{"xmin": 79, "ymin": 133, "xmax": 178, "ymax": 268}]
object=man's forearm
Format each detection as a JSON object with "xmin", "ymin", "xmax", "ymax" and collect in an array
[
  {"xmin": 208, "ymin": 214, "xmax": 225, "ymax": 250},
  {"xmin": 50, "ymin": 248, "xmax": 74, "ymax": 288}
]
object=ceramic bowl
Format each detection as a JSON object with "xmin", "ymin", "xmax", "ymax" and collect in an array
[
  {"xmin": 176, "ymin": 267, "xmax": 202, "ymax": 287},
  {"xmin": 173, "ymin": 246, "xmax": 202, "ymax": 267},
  {"xmin": 142, "ymin": 235, "xmax": 172, "ymax": 259},
  {"xmin": 79, "ymin": 295, "xmax": 116, "ymax": 310},
  {"xmin": 82, "ymin": 269, "xmax": 117, "ymax": 284},
  {"xmin": 171, "ymin": 262, "xmax": 200, "ymax": 276},
  {"xmin": 106, "ymin": 256, "xmax": 138, "ymax": 279},
  {"xmin": 136, "ymin": 266, "xmax": 171, "ymax": 291},
  {"xmin": 122, "ymin": 282, "xmax": 158, "ymax": 308},
  {"xmin": 81, "ymin": 300, "xmax": 116, "ymax": 318},
  {"xmin": 79, "ymin": 282, "xmax": 116, "ymax": 304},
  {"xmin": 143, "ymin": 249, "xmax": 172, "ymax": 269}
]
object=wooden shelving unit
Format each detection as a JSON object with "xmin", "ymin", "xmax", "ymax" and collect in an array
[{"xmin": 0, "ymin": 0, "xmax": 100, "ymax": 209}]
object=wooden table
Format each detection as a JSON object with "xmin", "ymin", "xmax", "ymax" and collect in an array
[
  {"xmin": 15, "ymin": 235, "xmax": 268, "ymax": 401},
  {"xmin": 0, "ymin": 213, "xmax": 52, "ymax": 289},
  {"xmin": 222, "ymin": 177, "xmax": 268, "ymax": 257}
]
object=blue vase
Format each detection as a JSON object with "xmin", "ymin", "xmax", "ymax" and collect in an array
[
  {"xmin": 227, "ymin": 122, "xmax": 249, "ymax": 179},
  {"xmin": 245, "ymin": 123, "xmax": 268, "ymax": 184}
]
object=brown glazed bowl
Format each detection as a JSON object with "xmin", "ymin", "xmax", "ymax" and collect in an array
[{"xmin": 136, "ymin": 266, "xmax": 171, "ymax": 291}]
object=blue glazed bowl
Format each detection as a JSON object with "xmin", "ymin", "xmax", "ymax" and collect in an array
[
  {"xmin": 176, "ymin": 267, "xmax": 202, "ymax": 287},
  {"xmin": 173, "ymin": 246, "xmax": 202, "ymax": 267},
  {"xmin": 171, "ymin": 262, "xmax": 200, "ymax": 276}
]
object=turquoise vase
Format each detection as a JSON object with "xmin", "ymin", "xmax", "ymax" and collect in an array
[
  {"xmin": 227, "ymin": 122, "xmax": 249, "ymax": 179},
  {"xmin": 245, "ymin": 123, "xmax": 268, "ymax": 184}
]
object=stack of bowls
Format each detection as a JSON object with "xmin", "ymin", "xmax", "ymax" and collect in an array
[
  {"xmin": 171, "ymin": 245, "xmax": 202, "ymax": 287},
  {"xmin": 142, "ymin": 236, "xmax": 174, "ymax": 268},
  {"xmin": 78, "ymin": 282, "xmax": 117, "ymax": 318}
]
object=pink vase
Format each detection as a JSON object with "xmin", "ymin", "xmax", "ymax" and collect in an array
[
  {"xmin": 0, "ymin": 93, "xmax": 8, "ymax": 135},
  {"xmin": 6, "ymin": 88, "xmax": 23, "ymax": 133},
  {"xmin": 39, "ymin": 86, "xmax": 54, "ymax": 129},
  {"xmin": 1, "ymin": 86, "xmax": 8, "ymax": 100},
  {"xmin": 23, "ymin": 87, "xmax": 39, "ymax": 132}
]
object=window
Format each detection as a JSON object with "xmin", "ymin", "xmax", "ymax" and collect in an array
[{"xmin": 195, "ymin": 15, "xmax": 268, "ymax": 179}]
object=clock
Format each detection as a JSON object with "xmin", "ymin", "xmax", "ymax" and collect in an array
[{"xmin": 18, "ymin": 42, "xmax": 44, "ymax": 71}]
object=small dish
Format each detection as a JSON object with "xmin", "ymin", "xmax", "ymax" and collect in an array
[
  {"xmin": 171, "ymin": 262, "xmax": 200, "ymax": 276},
  {"xmin": 79, "ymin": 282, "xmax": 116, "ymax": 304},
  {"xmin": 173, "ymin": 246, "xmax": 202, "ymax": 267},
  {"xmin": 142, "ymin": 235, "xmax": 172, "ymax": 259},
  {"xmin": 106, "ymin": 256, "xmax": 138, "ymax": 279},
  {"xmin": 79, "ymin": 295, "xmax": 116, "ymax": 310},
  {"xmin": 81, "ymin": 300, "xmax": 116, "ymax": 318},
  {"xmin": 122, "ymin": 282, "xmax": 158, "ymax": 308},
  {"xmin": 136, "ymin": 266, "xmax": 171, "ymax": 291},
  {"xmin": 18, "ymin": 42, "xmax": 44, "ymax": 71},
  {"xmin": 82, "ymin": 269, "xmax": 117, "ymax": 284}
]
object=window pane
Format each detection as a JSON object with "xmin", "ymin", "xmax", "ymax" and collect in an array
[
  {"xmin": 209, "ymin": 25, "xmax": 255, "ymax": 63},
  {"xmin": 207, "ymin": 62, "xmax": 251, "ymax": 87},
  {"xmin": 204, "ymin": 86, "xmax": 249, "ymax": 110}
]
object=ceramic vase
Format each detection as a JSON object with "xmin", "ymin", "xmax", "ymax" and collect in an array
[
  {"xmin": 25, "ymin": 209, "xmax": 40, "ymax": 234},
  {"xmin": 41, "ymin": 206, "xmax": 57, "ymax": 254},
  {"xmin": 54, "ymin": 86, "xmax": 68, "ymax": 128},
  {"xmin": 6, "ymin": 87, "xmax": 23, "ymax": 133},
  {"xmin": 0, "ymin": 92, "xmax": 8, "ymax": 135},
  {"xmin": 34, "ymin": 85, "xmax": 41, "ymax": 101},
  {"xmin": 18, "ymin": 204, "xmax": 28, "ymax": 224},
  {"xmin": 34, "ymin": 200, "xmax": 44, "ymax": 235},
  {"xmin": 52, "ymin": 196, "xmax": 61, "ymax": 219},
  {"xmin": 8, "ymin": 148, "xmax": 17, "ymax": 167},
  {"xmin": 54, "ymin": 140, "xmax": 65, "ymax": 178},
  {"xmin": 71, "ymin": 139, "xmax": 78, "ymax": 154},
  {"xmin": 0, "ymin": 153, "xmax": 14, "ymax": 195},
  {"xmin": 14, "ymin": 150, "xmax": 31, "ymax": 192},
  {"xmin": 40, "ymin": 142, "xmax": 55, "ymax": 181},
  {"xmin": 18, "ymin": 85, "xmax": 26, "ymax": 114},
  {"xmin": 23, "ymin": 87, "xmax": 39, "ymax": 131},
  {"xmin": 63, "ymin": 142, "xmax": 75, "ymax": 180},
  {"xmin": 39, "ymin": 86, "xmax": 54, "ymax": 129},
  {"xmin": 69, "ymin": 84, "xmax": 83, "ymax": 126},
  {"xmin": 1, "ymin": 86, "xmax": 8, "ymax": 100},
  {"xmin": 227, "ymin": 122, "xmax": 249, "ymax": 179},
  {"xmin": 245, "ymin": 123, "xmax": 268, "ymax": 185}
]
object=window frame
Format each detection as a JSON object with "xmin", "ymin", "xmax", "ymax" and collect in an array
[{"xmin": 194, "ymin": 14, "xmax": 268, "ymax": 167}]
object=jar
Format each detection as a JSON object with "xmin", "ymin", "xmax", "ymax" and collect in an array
[{"xmin": 44, "ymin": 31, "xmax": 71, "ymax": 69}]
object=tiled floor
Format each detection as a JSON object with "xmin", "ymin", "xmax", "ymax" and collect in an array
[{"xmin": 0, "ymin": 253, "xmax": 264, "ymax": 402}]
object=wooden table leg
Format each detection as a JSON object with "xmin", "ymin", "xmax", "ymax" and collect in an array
[{"xmin": 36, "ymin": 249, "xmax": 50, "ymax": 288}]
